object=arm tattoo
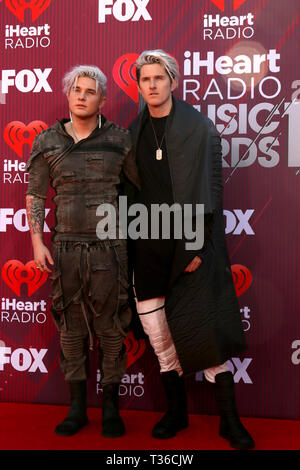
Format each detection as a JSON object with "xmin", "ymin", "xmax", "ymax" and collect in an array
[{"xmin": 26, "ymin": 195, "xmax": 45, "ymax": 234}]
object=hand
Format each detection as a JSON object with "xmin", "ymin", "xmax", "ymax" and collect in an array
[
  {"xmin": 184, "ymin": 256, "xmax": 202, "ymax": 273},
  {"xmin": 33, "ymin": 242, "xmax": 54, "ymax": 274}
]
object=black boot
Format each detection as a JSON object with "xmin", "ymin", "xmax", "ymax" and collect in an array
[
  {"xmin": 152, "ymin": 370, "xmax": 189, "ymax": 439},
  {"xmin": 215, "ymin": 371, "xmax": 255, "ymax": 450},
  {"xmin": 55, "ymin": 381, "xmax": 88, "ymax": 436},
  {"xmin": 102, "ymin": 383, "xmax": 125, "ymax": 438}
]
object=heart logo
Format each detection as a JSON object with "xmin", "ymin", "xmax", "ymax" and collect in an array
[
  {"xmin": 209, "ymin": 0, "xmax": 248, "ymax": 11},
  {"xmin": 231, "ymin": 264, "xmax": 252, "ymax": 297},
  {"xmin": 3, "ymin": 121, "xmax": 48, "ymax": 157},
  {"xmin": 2, "ymin": 260, "xmax": 48, "ymax": 296},
  {"xmin": 5, "ymin": 0, "xmax": 51, "ymax": 22},
  {"xmin": 124, "ymin": 331, "xmax": 146, "ymax": 368},
  {"xmin": 113, "ymin": 53, "xmax": 139, "ymax": 103}
]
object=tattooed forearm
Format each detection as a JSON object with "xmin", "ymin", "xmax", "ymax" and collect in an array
[{"xmin": 26, "ymin": 195, "xmax": 45, "ymax": 234}]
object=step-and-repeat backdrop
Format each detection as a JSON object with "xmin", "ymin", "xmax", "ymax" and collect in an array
[{"xmin": 0, "ymin": 0, "xmax": 299, "ymax": 419}]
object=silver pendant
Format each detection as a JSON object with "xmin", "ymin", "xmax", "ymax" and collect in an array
[{"xmin": 156, "ymin": 149, "xmax": 162, "ymax": 160}]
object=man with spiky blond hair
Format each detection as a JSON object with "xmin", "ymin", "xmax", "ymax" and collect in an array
[{"xmin": 26, "ymin": 65, "xmax": 139, "ymax": 438}]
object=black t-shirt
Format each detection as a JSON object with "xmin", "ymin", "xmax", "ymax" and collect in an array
[{"xmin": 133, "ymin": 115, "xmax": 177, "ymax": 301}]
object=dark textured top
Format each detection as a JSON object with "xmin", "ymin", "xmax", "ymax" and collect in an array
[
  {"xmin": 133, "ymin": 115, "xmax": 177, "ymax": 301},
  {"xmin": 26, "ymin": 118, "xmax": 139, "ymax": 242}
]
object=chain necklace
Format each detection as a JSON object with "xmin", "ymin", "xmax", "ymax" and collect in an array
[{"xmin": 149, "ymin": 116, "xmax": 166, "ymax": 160}]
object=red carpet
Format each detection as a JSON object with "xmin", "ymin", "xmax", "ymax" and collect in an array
[{"xmin": 0, "ymin": 402, "xmax": 299, "ymax": 451}]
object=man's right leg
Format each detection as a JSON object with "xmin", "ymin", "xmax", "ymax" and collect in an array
[
  {"xmin": 135, "ymin": 296, "xmax": 188, "ymax": 439},
  {"xmin": 50, "ymin": 243, "xmax": 91, "ymax": 436},
  {"xmin": 54, "ymin": 304, "xmax": 90, "ymax": 436},
  {"xmin": 96, "ymin": 330, "xmax": 127, "ymax": 438}
]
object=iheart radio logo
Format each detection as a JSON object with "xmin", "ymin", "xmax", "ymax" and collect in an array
[
  {"xmin": 124, "ymin": 331, "xmax": 146, "ymax": 368},
  {"xmin": 4, "ymin": 121, "xmax": 48, "ymax": 157},
  {"xmin": 113, "ymin": 52, "xmax": 179, "ymax": 102},
  {"xmin": 209, "ymin": 0, "xmax": 247, "ymax": 11},
  {"xmin": 231, "ymin": 264, "xmax": 252, "ymax": 297},
  {"xmin": 1, "ymin": 260, "xmax": 48, "ymax": 296},
  {"xmin": 5, "ymin": 0, "xmax": 51, "ymax": 22},
  {"xmin": 113, "ymin": 53, "xmax": 139, "ymax": 103}
]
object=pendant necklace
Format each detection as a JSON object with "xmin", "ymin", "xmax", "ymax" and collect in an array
[{"xmin": 149, "ymin": 116, "xmax": 166, "ymax": 160}]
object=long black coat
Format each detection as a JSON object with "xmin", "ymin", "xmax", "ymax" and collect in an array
[{"xmin": 129, "ymin": 98, "xmax": 247, "ymax": 376}]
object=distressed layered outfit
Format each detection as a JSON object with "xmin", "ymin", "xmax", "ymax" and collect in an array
[{"xmin": 26, "ymin": 118, "xmax": 139, "ymax": 387}]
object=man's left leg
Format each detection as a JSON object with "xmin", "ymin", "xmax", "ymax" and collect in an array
[
  {"xmin": 91, "ymin": 242, "xmax": 131, "ymax": 438},
  {"xmin": 204, "ymin": 365, "xmax": 255, "ymax": 449}
]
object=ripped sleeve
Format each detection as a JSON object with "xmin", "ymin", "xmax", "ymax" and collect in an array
[{"xmin": 26, "ymin": 136, "xmax": 50, "ymax": 200}]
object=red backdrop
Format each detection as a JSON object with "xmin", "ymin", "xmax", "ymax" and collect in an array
[{"xmin": 0, "ymin": 0, "xmax": 299, "ymax": 419}]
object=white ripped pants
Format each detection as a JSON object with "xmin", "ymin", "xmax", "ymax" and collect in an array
[{"xmin": 135, "ymin": 296, "xmax": 229, "ymax": 383}]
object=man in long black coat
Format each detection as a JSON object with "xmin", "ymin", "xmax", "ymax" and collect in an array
[{"xmin": 129, "ymin": 50, "xmax": 254, "ymax": 450}]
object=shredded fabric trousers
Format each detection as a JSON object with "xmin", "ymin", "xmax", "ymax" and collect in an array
[
  {"xmin": 134, "ymin": 296, "xmax": 229, "ymax": 382},
  {"xmin": 50, "ymin": 241, "xmax": 131, "ymax": 387}
]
